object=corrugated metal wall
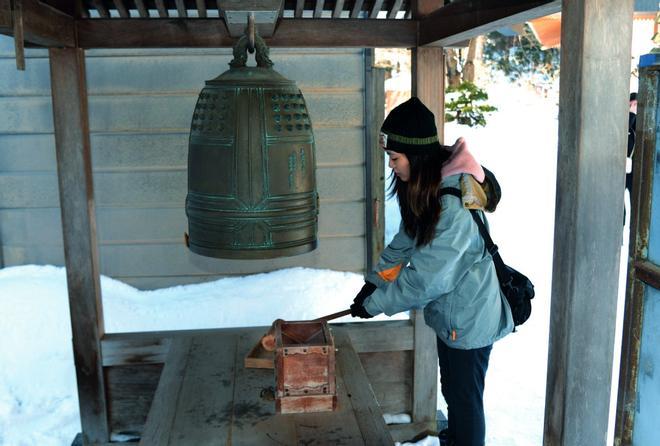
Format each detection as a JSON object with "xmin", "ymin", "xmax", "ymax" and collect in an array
[{"xmin": 0, "ymin": 37, "xmax": 367, "ymax": 289}]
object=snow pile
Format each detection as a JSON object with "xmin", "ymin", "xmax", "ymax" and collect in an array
[{"xmin": 0, "ymin": 265, "xmax": 402, "ymax": 446}]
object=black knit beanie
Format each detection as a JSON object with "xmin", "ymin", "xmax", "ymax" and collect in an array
[{"xmin": 380, "ymin": 97, "xmax": 441, "ymax": 154}]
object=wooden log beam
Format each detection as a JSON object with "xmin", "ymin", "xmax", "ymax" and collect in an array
[
  {"xmin": 101, "ymin": 320, "xmax": 415, "ymax": 366},
  {"xmin": 0, "ymin": 0, "xmax": 74, "ymax": 47},
  {"xmin": 543, "ymin": 0, "xmax": 634, "ymax": 444},
  {"xmin": 75, "ymin": 18, "xmax": 418, "ymax": 48},
  {"xmin": 409, "ymin": 1, "xmax": 443, "ymax": 425},
  {"xmin": 49, "ymin": 47, "xmax": 109, "ymax": 444},
  {"xmin": 334, "ymin": 330, "xmax": 395, "ymax": 445},
  {"xmin": 419, "ymin": 0, "xmax": 561, "ymax": 47}
]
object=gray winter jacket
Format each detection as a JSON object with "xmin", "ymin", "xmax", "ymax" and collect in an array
[{"xmin": 363, "ymin": 174, "xmax": 513, "ymax": 349}]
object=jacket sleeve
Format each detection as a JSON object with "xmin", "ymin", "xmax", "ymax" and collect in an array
[
  {"xmin": 363, "ymin": 204, "xmax": 476, "ymax": 316},
  {"xmin": 365, "ymin": 222, "xmax": 414, "ymax": 288}
]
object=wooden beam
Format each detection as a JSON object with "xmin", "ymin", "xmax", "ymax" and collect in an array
[
  {"xmin": 101, "ymin": 321, "xmax": 415, "ymax": 366},
  {"xmin": 410, "ymin": 4, "xmax": 442, "ymax": 422},
  {"xmin": 154, "ymin": 0, "xmax": 168, "ymax": 18},
  {"xmin": 134, "ymin": 0, "xmax": 148, "ymax": 18},
  {"xmin": 365, "ymin": 56, "xmax": 386, "ymax": 272},
  {"xmin": 369, "ymin": 0, "xmax": 383, "ymax": 18},
  {"xmin": 411, "ymin": 310, "xmax": 438, "ymax": 423},
  {"xmin": 388, "ymin": 0, "xmax": 403, "ymax": 19},
  {"xmin": 0, "ymin": 0, "xmax": 74, "ymax": 47},
  {"xmin": 332, "ymin": 0, "xmax": 344, "ymax": 18},
  {"xmin": 313, "ymin": 0, "xmax": 324, "ymax": 18},
  {"xmin": 419, "ymin": 0, "xmax": 561, "ymax": 47},
  {"xmin": 49, "ymin": 47, "xmax": 109, "ymax": 444},
  {"xmin": 76, "ymin": 18, "xmax": 417, "ymax": 48},
  {"xmin": 77, "ymin": 0, "xmax": 89, "ymax": 18},
  {"xmin": 196, "ymin": 0, "xmax": 207, "ymax": 18},
  {"xmin": 12, "ymin": 0, "xmax": 25, "ymax": 70},
  {"xmin": 333, "ymin": 330, "xmax": 395, "ymax": 445},
  {"xmin": 411, "ymin": 47, "xmax": 444, "ymax": 142},
  {"xmin": 543, "ymin": 0, "xmax": 634, "ymax": 444},
  {"xmin": 91, "ymin": 0, "xmax": 109, "ymax": 18},
  {"xmin": 111, "ymin": 0, "xmax": 129, "ymax": 18},
  {"xmin": 175, "ymin": 0, "xmax": 187, "ymax": 17},
  {"xmin": 139, "ymin": 337, "xmax": 193, "ymax": 446},
  {"xmin": 350, "ymin": 0, "xmax": 363, "ymax": 18}
]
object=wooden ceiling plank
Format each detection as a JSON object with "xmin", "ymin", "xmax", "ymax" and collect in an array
[
  {"xmin": 387, "ymin": 0, "xmax": 403, "ymax": 19},
  {"xmin": 91, "ymin": 0, "xmax": 110, "ymax": 18},
  {"xmin": 0, "ymin": 0, "xmax": 75, "ymax": 47},
  {"xmin": 77, "ymin": 0, "xmax": 89, "ymax": 18},
  {"xmin": 154, "ymin": 0, "xmax": 168, "ymax": 17},
  {"xmin": 419, "ymin": 0, "xmax": 561, "ymax": 47},
  {"xmin": 349, "ymin": 0, "xmax": 363, "ymax": 19},
  {"xmin": 332, "ymin": 0, "xmax": 344, "ymax": 18},
  {"xmin": 295, "ymin": 0, "xmax": 303, "ymax": 18},
  {"xmin": 175, "ymin": 0, "xmax": 187, "ymax": 17},
  {"xmin": 196, "ymin": 0, "xmax": 207, "ymax": 18},
  {"xmin": 76, "ymin": 18, "xmax": 417, "ymax": 48},
  {"xmin": 369, "ymin": 0, "xmax": 384, "ymax": 19},
  {"xmin": 112, "ymin": 0, "xmax": 129, "ymax": 18},
  {"xmin": 133, "ymin": 0, "xmax": 148, "ymax": 18},
  {"xmin": 313, "ymin": 0, "xmax": 324, "ymax": 19},
  {"xmin": 0, "ymin": 0, "xmax": 10, "ymax": 29}
]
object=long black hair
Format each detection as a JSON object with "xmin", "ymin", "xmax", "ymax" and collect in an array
[{"xmin": 389, "ymin": 148, "xmax": 451, "ymax": 247}]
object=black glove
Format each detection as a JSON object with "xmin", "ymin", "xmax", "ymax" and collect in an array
[
  {"xmin": 353, "ymin": 281, "xmax": 377, "ymax": 306},
  {"xmin": 351, "ymin": 281, "xmax": 377, "ymax": 319},
  {"xmin": 350, "ymin": 301, "xmax": 374, "ymax": 319}
]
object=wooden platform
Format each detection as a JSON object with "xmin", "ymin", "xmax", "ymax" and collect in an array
[{"xmin": 138, "ymin": 327, "xmax": 394, "ymax": 445}]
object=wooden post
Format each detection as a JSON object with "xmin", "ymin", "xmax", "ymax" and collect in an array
[
  {"xmin": 364, "ymin": 49, "xmax": 386, "ymax": 271},
  {"xmin": 411, "ymin": 47, "xmax": 445, "ymax": 143},
  {"xmin": 49, "ymin": 48, "xmax": 109, "ymax": 444},
  {"xmin": 543, "ymin": 1, "xmax": 634, "ymax": 444},
  {"xmin": 410, "ymin": 0, "xmax": 444, "ymax": 424}
]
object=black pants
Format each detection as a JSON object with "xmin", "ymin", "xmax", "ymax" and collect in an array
[{"xmin": 437, "ymin": 338, "xmax": 493, "ymax": 446}]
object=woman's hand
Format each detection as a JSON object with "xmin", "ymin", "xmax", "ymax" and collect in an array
[
  {"xmin": 352, "ymin": 281, "xmax": 377, "ymax": 306},
  {"xmin": 350, "ymin": 281, "xmax": 377, "ymax": 319}
]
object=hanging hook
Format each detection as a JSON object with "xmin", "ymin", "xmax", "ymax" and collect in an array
[{"xmin": 247, "ymin": 12, "xmax": 256, "ymax": 54}]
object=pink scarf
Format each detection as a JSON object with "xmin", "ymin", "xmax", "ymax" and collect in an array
[{"xmin": 441, "ymin": 137, "xmax": 485, "ymax": 183}]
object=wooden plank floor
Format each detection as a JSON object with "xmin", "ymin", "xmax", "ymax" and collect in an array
[{"xmin": 139, "ymin": 327, "xmax": 394, "ymax": 445}]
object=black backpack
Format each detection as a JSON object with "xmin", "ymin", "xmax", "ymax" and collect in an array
[{"xmin": 441, "ymin": 187, "xmax": 534, "ymax": 328}]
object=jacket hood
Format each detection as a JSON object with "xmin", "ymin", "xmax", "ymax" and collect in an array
[{"xmin": 441, "ymin": 137, "xmax": 485, "ymax": 182}]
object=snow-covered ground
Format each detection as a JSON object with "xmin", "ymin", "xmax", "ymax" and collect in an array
[{"xmin": 0, "ymin": 79, "xmax": 629, "ymax": 446}]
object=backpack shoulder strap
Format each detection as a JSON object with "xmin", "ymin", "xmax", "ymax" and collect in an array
[
  {"xmin": 439, "ymin": 187, "xmax": 462, "ymax": 200},
  {"xmin": 468, "ymin": 209, "xmax": 512, "ymax": 284}
]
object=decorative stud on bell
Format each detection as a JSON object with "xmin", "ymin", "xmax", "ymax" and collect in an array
[{"xmin": 185, "ymin": 15, "xmax": 319, "ymax": 259}]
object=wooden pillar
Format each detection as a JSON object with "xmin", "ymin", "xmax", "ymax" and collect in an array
[
  {"xmin": 543, "ymin": 1, "xmax": 634, "ymax": 444},
  {"xmin": 411, "ymin": 47, "xmax": 445, "ymax": 143},
  {"xmin": 410, "ymin": 0, "xmax": 445, "ymax": 424},
  {"xmin": 364, "ymin": 49, "xmax": 386, "ymax": 271},
  {"xmin": 49, "ymin": 48, "xmax": 109, "ymax": 444}
]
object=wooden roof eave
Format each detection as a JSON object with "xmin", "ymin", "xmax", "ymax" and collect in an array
[
  {"xmin": 74, "ymin": 17, "xmax": 418, "ymax": 49},
  {"xmin": 419, "ymin": 0, "xmax": 562, "ymax": 47},
  {"xmin": 1, "ymin": 0, "xmax": 567, "ymax": 50},
  {"xmin": 0, "ymin": 0, "xmax": 75, "ymax": 47}
]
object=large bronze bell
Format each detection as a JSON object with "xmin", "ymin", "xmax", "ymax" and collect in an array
[{"xmin": 186, "ymin": 31, "xmax": 318, "ymax": 259}]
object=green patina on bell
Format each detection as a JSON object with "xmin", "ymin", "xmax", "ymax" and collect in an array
[{"xmin": 186, "ymin": 33, "xmax": 318, "ymax": 259}]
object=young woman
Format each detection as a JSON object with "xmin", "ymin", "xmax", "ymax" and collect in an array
[{"xmin": 350, "ymin": 97, "xmax": 513, "ymax": 446}]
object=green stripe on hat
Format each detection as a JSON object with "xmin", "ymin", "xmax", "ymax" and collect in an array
[{"xmin": 382, "ymin": 131, "xmax": 439, "ymax": 146}]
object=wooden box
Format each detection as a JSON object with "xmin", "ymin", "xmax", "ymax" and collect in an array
[{"xmin": 274, "ymin": 319, "xmax": 337, "ymax": 414}]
